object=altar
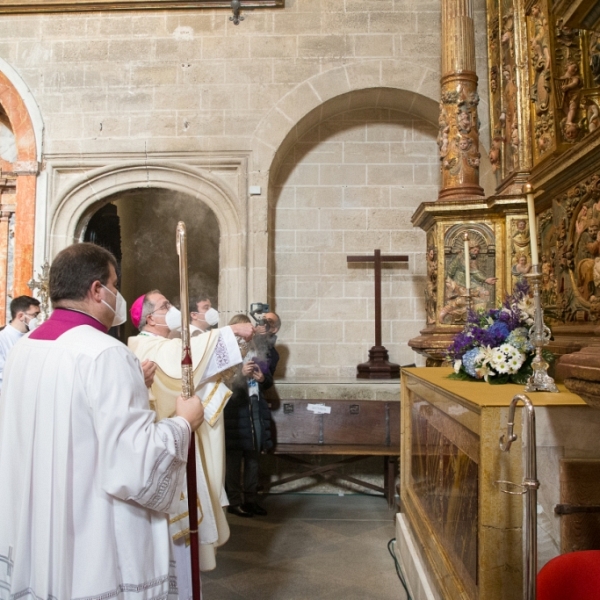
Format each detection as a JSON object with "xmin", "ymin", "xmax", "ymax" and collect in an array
[{"xmin": 396, "ymin": 367, "xmax": 600, "ymax": 600}]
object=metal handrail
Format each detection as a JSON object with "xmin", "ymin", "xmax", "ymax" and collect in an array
[{"xmin": 497, "ymin": 394, "xmax": 539, "ymax": 600}]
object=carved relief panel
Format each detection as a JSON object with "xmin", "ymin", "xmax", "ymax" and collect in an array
[
  {"xmin": 487, "ymin": 1, "xmax": 504, "ymax": 176},
  {"xmin": 439, "ymin": 222, "xmax": 499, "ymax": 325},
  {"xmin": 486, "ymin": 0, "xmax": 533, "ymax": 183},
  {"xmin": 527, "ymin": 1, "xmax": 558, "ymax": 161},
  {"xmin": 507, "ymin": 215, "xmax": 533, "ymax": 289},
  {"xmin": 539, "ymin": 175, "xmax": 600, "ymax": 324},
  {"xmin": 425, "ymin": 228, "xmax": 438, "ymax": 326}
]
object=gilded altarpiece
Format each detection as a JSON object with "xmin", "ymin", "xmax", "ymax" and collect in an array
[
  {"xmin": 413, "ymin": 206, "xmax": 528, "ymax": 365},
  {"xmin": 525, "ymin": 1, "xmax": 600, "ymax": 161},
  {"xmin": 486, "ymin": 0, "xmax": 533, "ymax": 189},
  {"xmin": 440, "ymin": 222, "xmax": 499, "ymax": 324},
  {"xmin": 538, "ymin": 176, "xmax": 600, "ymax": 325}
]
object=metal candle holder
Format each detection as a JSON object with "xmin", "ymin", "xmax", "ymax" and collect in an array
[
  {"xmin": 462, "ymin": 288, "xmax": 472, "ymax": 317},
  {"xmin": 524, "ymin": 265, "xmax": 558, "ymax": 393}
]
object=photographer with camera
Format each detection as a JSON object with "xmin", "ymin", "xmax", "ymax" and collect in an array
[
  {"xmin": 252, "ymin": 306, "xmax": 281, "ymax": 391},
  {"xmin": 223, "ymin": 313, "xmax": 273, "ymax": 518}
]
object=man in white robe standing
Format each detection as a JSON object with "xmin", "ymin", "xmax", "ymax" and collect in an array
[
  {"xmin": 0, "ymin": 295, "xmax": 40, "ymax": 390},
  {"xmin": 0, "ymin": 243, "xmax": 206, "ymax": 600},
  {"xmin": 128, "ymin": 290, "xmax": 253, "ymax": 594}
]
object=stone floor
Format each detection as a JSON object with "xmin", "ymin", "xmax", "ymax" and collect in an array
[{"xmin": 202, "ymin": 494, "xmax": 408, "ymax": 600}]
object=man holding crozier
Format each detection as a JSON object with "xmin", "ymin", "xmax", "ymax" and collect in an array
[
  {"xmin": 128, "ymin": 290, "xmax": 253, "ymax": 588},
  {"xmin": 0, "ymin": 243, "xmax": 205, "ymax": 600}
]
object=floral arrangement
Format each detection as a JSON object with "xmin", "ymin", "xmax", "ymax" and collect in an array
[{"xmin": 447, "ymin": 279, "xmax": 554, "ymax": 384}]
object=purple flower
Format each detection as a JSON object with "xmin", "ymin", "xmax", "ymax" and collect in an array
[{"xmin": 446, "ymin": 279, "xmax": 534, "ymax": 366}]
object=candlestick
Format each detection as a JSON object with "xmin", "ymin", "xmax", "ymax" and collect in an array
[
  {"xmin": 525, "ymin": 183, "xmax": 539, "ymax": 266},
  {"xmin": 524, "ymin": 265, "xmax": 558, "ymax": 393},
  {"xmin": 463, "ymin": 231, "xmax": 471, "ymax": 290}
]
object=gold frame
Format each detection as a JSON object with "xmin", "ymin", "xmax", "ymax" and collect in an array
[
  {"xmin": 0, "ymin": 0, "xmax": 282, "ymax": 14},
  {"xmin": 435, "ymin": 218, "xmax": 505, "ymax": 327}
]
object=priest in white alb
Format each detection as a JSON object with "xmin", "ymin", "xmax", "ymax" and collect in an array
[
  {"xmin": 0, "ymin": 243, "xmax": 206, "ymax": 600},
  {"xmin": 127, "ymin": 290, "xmax": 253, "ymax": 591}
]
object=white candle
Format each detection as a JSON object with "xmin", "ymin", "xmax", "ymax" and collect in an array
[
  {"xmin": 525, "ymin": 184, "xmax": 539, "ymax": 266},
  {"xmin": 463, "ymin": 232, "xmax": 471, "ymax": 290}
]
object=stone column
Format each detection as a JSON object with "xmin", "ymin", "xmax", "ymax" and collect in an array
[
  {"xmin": 0, "ymin": 210, "xmax": 11, "ymax": 326},
  {"xmin": 438, "ymin": 0, "xmax": 485, "ymax": 200}
]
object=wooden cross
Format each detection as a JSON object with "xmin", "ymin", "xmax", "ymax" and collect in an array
[{"xmin": 347, "ymin": 249, "xmax": 409, "ymax": 379}]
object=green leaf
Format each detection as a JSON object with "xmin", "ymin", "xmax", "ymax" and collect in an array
[
  {"xmin": 542, "ymin": 349, "xmax": 555, "ymax": 364},
  {"xmin": 510, "ymin": 370, "xmax": 531, "ymax": 385},
  {"xmin": 489, "ymin": 374, "xmax": 510, "ymax": 385},
  {"xmin": 447, "ymin": 371, "xmax": 480, "ymax": 382}
]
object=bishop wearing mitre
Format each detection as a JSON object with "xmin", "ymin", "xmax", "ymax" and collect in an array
[{"xmin": 127, "ymin": 290, "xmax": 253, "ymax": 596}]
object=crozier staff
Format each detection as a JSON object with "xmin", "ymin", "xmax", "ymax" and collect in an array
[
  {"xmin": 0, "ymin": 242, "xmax": 205, "ymax": 600},
  {"xmin": 128, "ymin": 288, "xmax": 254, "ymax": 589}
]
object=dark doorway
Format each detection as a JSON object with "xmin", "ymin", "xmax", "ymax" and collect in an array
[{"xmin": 83, "ymin": 188, "xmax": 220, "ymax": 341}]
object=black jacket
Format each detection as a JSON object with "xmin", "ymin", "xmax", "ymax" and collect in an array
[{"xmin": 224, "ymin": 382, "xmax": 273, "ymax": 453}]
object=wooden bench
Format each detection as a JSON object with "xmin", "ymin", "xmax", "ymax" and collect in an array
[{"xmin": 266, "ymin": 398, "xmax": 400, "ymax": 507}]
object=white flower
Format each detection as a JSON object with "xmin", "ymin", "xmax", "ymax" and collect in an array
[
  {"xmin": 517, "ymin": 296, "xmax": 535, "ymax": 325},
  {"xmin": 476, "ymin": 365, "xmax": 491, "ymax": 380},
  {"xmin": 454, "ymin": 359, "xmax": 462, "ymax": 373},
  {"xmin": 480, "ymin": 345, "xmax": 495, "ymax": 366}
]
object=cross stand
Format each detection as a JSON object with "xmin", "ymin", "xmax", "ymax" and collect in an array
[{"xmin": 347, "ymin": 249, "xmax": 409, "ymax": 379}]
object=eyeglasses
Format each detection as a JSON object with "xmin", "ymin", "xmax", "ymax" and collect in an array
[
  {"xmin": 25, "ymin": 311, "xmax": 40, "ymax": 318},
  {"xmin": 150, "ymin": 301, "xmax": 172, "ymax": 314}
]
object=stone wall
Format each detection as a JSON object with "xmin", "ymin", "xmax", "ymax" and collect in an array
[{"xmin": 0, "ymin": 0, "xmax": 491, "ymax": 374}]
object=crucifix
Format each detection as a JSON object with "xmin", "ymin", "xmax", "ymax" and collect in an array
[{"xmin": 347, "ymin": 249, "xmax": 409, "ymax": 379}]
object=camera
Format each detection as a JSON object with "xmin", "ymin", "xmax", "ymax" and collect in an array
[{"xmin": 249, "ymin": 302, "xmax": 269, "ymax": 327}]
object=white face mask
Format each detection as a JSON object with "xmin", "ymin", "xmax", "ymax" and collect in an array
[
  {"xmin": 164, "ymin": 306, "xmax": 182, "ymax": 331},
  {"xmin": 101, "ymin": 285, "xmax": 127, "ymax": 327},
  {"xmin": 27, "ymin": 316, "xmax": 39, "ymax": 332},
  {"xmin": 204, "ymin": 307, "xmax": 219, "ymax": 327}
]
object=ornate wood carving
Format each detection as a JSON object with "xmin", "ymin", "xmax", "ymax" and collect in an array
[
  {"xmin": 528, "ymin": 1, "xmax": 557, "ymax": 161},
  {"xmin": 508, "ymin": 215, "xmax": 533, "ymax": 288},
  {"xmin": 438, "ymin": 0, "xmax": 484, "ymax": 200},
  {"xmin": 425, "ymin": 228, "xmax": 438, "ymax": 326},
  {"xmin": 539, "ymin": 174, "xmax": 600, "ymax": 323},
  {"xmin": 554, "ymin": 0, "xmax": 600, "ymax": 32},
  {"xmin": 440, "ymin": 223, "xmax": 497, "ymax": 324}
]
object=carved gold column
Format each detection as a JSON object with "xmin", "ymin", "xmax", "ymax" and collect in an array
[{"xmin": 438, "ymin": 0, "xmax": 485, "ymax": 200}]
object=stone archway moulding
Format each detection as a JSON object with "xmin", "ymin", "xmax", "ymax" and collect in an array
[
  {"xmin": 249, "ymin": 59, "xmax": 442, "ymax": 182},
  {"xmin": 0, "ymin": 58, "xmax": 44, "ymax": 304},
  {"xmin": 49, "ymin": 159, "xmax": 248, "ymax": 316}
]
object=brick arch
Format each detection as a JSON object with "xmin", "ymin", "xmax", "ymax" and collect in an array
[{"xmin": 0, "ymin": 59, "xmax": 43, "ymax": 324}]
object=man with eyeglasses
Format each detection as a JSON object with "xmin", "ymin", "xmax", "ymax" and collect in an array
[
  {"xmin": 0, "ymin": 295, "xmax": 40, "ymax": 390},
  {"xmin": 127, "ymin": 289, "xmax": 254, "ymax": 595}
]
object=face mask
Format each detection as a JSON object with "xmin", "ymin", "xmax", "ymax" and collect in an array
[
  {"xmin": 27, "ymin": 317, "xmax": 39, "ymax": 332},
  {"xmin": 164, "ymin": 306, "xmax": 182, "ymax": 331},
  {"xmin": 204, "ymin": 307, "xmax": 219, "ymax": 327},
  {"xmin": 101, "ymin": 285, "xmax": 127, "ymax": 327}
]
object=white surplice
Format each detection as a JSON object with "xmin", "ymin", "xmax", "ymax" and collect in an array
[
  {"xmin": 128, "ymin": 327, "xmax": 241, "ymax": 578},
  {"xmin": 0, "ymin": 325, "xmax": 191, "ymax": 600}
]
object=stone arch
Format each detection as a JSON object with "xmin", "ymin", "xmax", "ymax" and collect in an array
[
  {"xmin": 50, "ymin": 162, "xmax": 247, "ymax": 315},
  {"xmin": 250, "ymin": 59, "xmax": 441, "ymax": 179},
  {"xmin": 246, "ymin": 61, "xmax": 494, "ymax": 304},
  {"xmin": 0, "ymin": 58, "xmax": 43, "ymax": 323}
]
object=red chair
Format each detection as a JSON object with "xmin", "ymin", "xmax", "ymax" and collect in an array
[{"xmin": 537, "ymin": 550, "xmax": 600, "ymax": 600}]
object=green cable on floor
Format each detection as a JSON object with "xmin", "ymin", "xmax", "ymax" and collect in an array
[{"xmin": 387, "ymin": 538, "xmax": 413, "ymax": 600}]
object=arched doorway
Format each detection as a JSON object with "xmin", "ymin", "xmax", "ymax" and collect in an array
[
  {"xmin": 49, "ymin": 160, "xmax": 248, "ymax": 330},
  {"xmin": 0, "ymin": 62, "xmax": 43, "ymax": 325},
  {"xmin": 82, "ymin": 188, "xmax": 220, "ymax": 340}
]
